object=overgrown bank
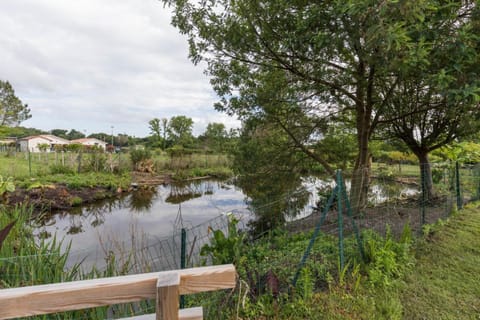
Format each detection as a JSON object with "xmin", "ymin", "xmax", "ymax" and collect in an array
[
  {"xmin": 1, "ymin": 150, "xmax": 232, "ymax": 211},
  {"xmin": 190, "ymin": 203, "xmax": 480, "ymax": 319},
  {"xmin": 1, "ymin": 198, "xmax": 479, "ymax": 318}
]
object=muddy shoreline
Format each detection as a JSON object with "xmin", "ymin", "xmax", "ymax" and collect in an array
[{"xmin": 5, "ymin": 173, "xmax": 175, "ymax": 213}]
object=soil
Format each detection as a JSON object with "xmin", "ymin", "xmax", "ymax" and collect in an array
[
  {"xmin": 4, "ymin": 172, "xmax": 174, "ymax": 213},
  {"xmin": 287, "ymin": 195, "xmax": 454, "ymax": 238}
]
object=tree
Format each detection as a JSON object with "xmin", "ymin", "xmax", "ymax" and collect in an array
[
  {"xmin": 149, "ymin": 118, "xmax": 161, "ymax": 141},
  {"xmin": 200, "ymin": 122, "xmax": 228, "ymax": 152},
  {"xmin": 50, "ymin": 129, "xmax": 68, "ymax": 139},
  {"xmin": 163, "ymin": 0, "xmax": 469, "ymax": 211},
  {"xmin": 87, "ymin": 132, "xmax": 108, "ymax": 143},
  {"xmin": 161, "ymin": 118, "xmax": 168, "ymax": 150},
  {"xmin": 233, "ymin": 118, "xmax": 312, "ymax": 234},
  {"xmin": 168, "ymin": 115, "xmax": 194, "ymax": 147},
  {"xmin": 66, "ymin": 129, "xmax": 85, "ymax": 140},
  {"xmin": 0, "ymin": 126, "xmax": 43, "ymax": 138},
  {"xmin": 0, "ymin": 80, "xmax": 31, "ymax": 126},
  {"xmin": 379, "ymin": 2, "xmax": 480, "ymax": 199},
  {"xmin": 149, "ymin": 117, "xmax": 169, "ymax": 149}
]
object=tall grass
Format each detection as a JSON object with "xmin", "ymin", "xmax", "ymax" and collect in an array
[
  {"xmin": 0, "ymin": 205, "xmax": 80, "ymax": 288},
  {"xmin": 0, "ymin": 205, "xmax": 154, "ymax": 319},
  {"xmin": 153, "ymin": 152, "xmax": 233, "ymax": 178}
]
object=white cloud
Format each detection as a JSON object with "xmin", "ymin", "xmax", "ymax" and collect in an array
[{"xmin": 0, "ymin": 0, "xmax": 240, "ymax": 137}]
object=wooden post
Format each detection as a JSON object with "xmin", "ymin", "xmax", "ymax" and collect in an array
[
  {"xmin": 156, "ymin": 272, "xmax": 180, "ymax": 320},
  {"xmin": 0, "ymin": 264, "xmax": 234, "ymax": 319}
]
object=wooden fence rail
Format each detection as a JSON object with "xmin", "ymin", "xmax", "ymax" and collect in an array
[{"xmin": 0, "ymin": 264, "xmax": 236, "ymax": 320}]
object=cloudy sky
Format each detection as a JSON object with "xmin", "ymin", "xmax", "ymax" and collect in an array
[{"xmin": 0, "ymin": 0, "xmax": 240, "ymax": 137}]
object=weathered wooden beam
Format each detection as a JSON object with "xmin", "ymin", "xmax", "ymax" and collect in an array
[
  {"xmin": 156, "ymin": 272, "xmax": 179, "ymax": 320},
  {"xmin": 0, "ymin": 264, "xmax": 234, "ymax": 319}
]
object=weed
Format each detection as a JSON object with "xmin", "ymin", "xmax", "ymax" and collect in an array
[{"xmin": 69, "ymin": 196, "xmax": 83, "ymax": 206}]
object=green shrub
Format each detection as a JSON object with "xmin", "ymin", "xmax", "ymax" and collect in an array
[
  {"xmin": 69, "ymin": 196, "xmax": 83, "ymax": 206},
  {"xmin": 50, "ymin": 164, "xmax": 75, "ymax": 175},
  {"xmin": 363, "ymin": 225, "xmax": 413, "ymax": 288},
  {"xmin": 129, "ymin": 148, "xmax": 152, "ymax": 169}
]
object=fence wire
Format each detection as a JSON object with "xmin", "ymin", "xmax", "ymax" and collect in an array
[{"xmin": 2, "ymin": 161, "xmax": 479, "ymax": 319}]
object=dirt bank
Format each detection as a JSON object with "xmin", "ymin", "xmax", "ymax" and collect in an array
[{"xmin": 5, "ymin": 173, "xmax": 173, "ymax": 212}]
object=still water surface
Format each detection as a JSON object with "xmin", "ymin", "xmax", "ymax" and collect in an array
[
  {"xmin": 36, "ymin": 180, "xmax": 250, "ymax": 270},
  {"xmin": 35, "ymin": 177, "xmax": 418, "ymax": 270}
]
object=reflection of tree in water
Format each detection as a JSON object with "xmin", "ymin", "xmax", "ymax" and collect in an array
[
  {"xmin": 36, "ymin": 195, "xmax": 129, "ymax": 238},
  {"xmin": 237, "ymin": 172, "xmax": 310, "ymax": 236},
  {"xmin": 127, "ymin": 186, "xmax": 158, "ymax": 212},
  {"xmin": 232, "ymin": 119, "xmax": 316, "ymax": 236},
  {"xmin": 165, "ymin": 180, "xmax": 216, "ymax": 204}
]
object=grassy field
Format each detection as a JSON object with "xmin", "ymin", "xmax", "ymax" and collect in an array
[
  {"xmin": 400, "ymin": 202, "xmax": 480, "ymax": 319},
  {"xmin": 152, "ymin": 152, "xmax": 232, "ymax": 178},
  {"xmin": 0, "ymin": 151, "xmax": 233, "ymax": 188}
]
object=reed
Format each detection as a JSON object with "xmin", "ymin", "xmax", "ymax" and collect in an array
[{"xmin": 0, "ymin": 205, "xmax": 153, "ymax": 319}]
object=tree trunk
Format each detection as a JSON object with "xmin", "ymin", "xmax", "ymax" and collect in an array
[
  {"xmin": 350, "ymin": 107, "xmax": 371, "ymax": 213},
  {"xmin": 416, "ymin": 151, "xmax": 434, "ymax": 201}
]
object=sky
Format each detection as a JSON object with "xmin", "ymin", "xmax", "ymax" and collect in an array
[{"xmin": 0, "ymin": 0, "xmax": 240, "ymax": 137}]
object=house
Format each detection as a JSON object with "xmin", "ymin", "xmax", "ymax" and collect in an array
[
  {"xmin": 70, "ymin": 138, "xmax": 107, "ymax": 150},
  {"xmin": 18, "ymin": 135, "xmax": 70, "ymax": 152},
  {"xmin": 0, "ymin": 137, "xmax": 17, "ymax": 152}
]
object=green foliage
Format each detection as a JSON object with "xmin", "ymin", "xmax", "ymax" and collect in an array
[
  {"xmin": 65, "ymin": 143, "xmax": 83, "ymax": 152},
  {"xmin": 233, "ymin": 119, "xmax": 313, "ymax": 235},
  {"xmin": 50, "ymin": 164, "xmax": 75, "ymax": 175},
  {"xmin": 296, "ymin": 267, "xmax": 314, "ymax": 301},
  {"xmin": 363, "ymin": 225, "xmax": 413, "ymax": 288},
  {"xmin": 437, "ymin": 141, "xmax": 480, "ymax": 163},
  {"xmin": 69, "ymin": 196, "xmax": 83, "ymax": 206},
  {"xmin": 0, "ymin": 175, "xmax": 15, "ymax": 195},
  {"xmin": 199, "ymin": 122, "xmax": 228, "ymax": 152},
  {"xmin": 37, "ymin": 143, "xmax": 50, "ymax": 152},
  {"xmin": 168, "ymin": 115, "xmax": 194, "ymax": 147},
  {"xmin": 0, "ymin": 125, "xmax": 44, "ymax": 138},
  {"xmin": 200, "ymin": 215, "xmax": 245, "ymax": 265},
  {"xmin": 0, "ymin": 80, "xmax": 31, "ymax": 126},
  {"xmin": 129, "ymin": 148, "xmax": 152, "ymax": 169},
  {"xmin": 85, "ymin": 151, "xmax": 107, "ymax": 172}
]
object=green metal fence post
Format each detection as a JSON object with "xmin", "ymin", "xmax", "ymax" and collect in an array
[
  {"xmin": 337, "ymin": 170, "xmax": 345, "ymax": 271},
  {"xmin": 421, "ymin": 163, "xmax": 426, "ymax": 225},
  {"xmin": 456, "ymin": 161, "xmax": 462, "ymax": 210},
  {"xmin": 341, "ymin": 183, "xmax": 365, "ymax": 261},
  {"xmin": 180, "ymin": 228, "xmax": 186, "ymax": 308},
  {"xmin": 292, "ymin": 185, "xmax": 338, "ymax": 288},
  {"xmin": 28, "ymin": 150, "xmax": 32, "ymax": 176}
]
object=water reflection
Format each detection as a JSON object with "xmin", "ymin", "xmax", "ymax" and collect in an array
[
  {"xmin": 34, "ymin": 176, "xmax": 420, "ymax": 270},
  {"xmin": 127, "ymin": 186, "xmax": 158, "ymax": 212},
  {"xmin": 236, "ymin": 171, "xmax": 312, "ymax": 235},
  {"xmin": 35, "ymin": 180, "xmax": 249, "ymax": 270}
]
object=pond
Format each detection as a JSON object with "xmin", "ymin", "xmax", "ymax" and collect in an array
[
  {"xmin": 35, "ymin": 180, "xmax": 250, "ymax": 271},
  {"xmin": 34, "ymin": 176, "xmax": 418, "ymax": 272}
]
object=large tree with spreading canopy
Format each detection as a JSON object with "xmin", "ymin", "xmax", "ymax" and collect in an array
[{"xmin": 163, "ymin": 0, "xmax": 479, "ymax": 211}]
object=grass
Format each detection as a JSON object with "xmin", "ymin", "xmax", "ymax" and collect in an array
[
  {"xmin": 0, "ymin": 151, "xmax": 233, "ymax": 186},
  {"xmin": 189, "ymin": 201, "xmax": 480, "ymax": 319},
  {"xmin": 372, "ymin": 162, "xmax": 420, "ymax": 177},
  {"xmin": 400, "ymin": 202, "xmax": 480, "ymax": 319},
  {"xmin": 152, "ymin": 152, "xmax": 233, "ymax": 179},
  {"xmin": 0, "ymin": 205, "xmax": 153, "ymax": 319}
]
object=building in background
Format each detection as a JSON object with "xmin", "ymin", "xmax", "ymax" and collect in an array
[
  {"xmin": 18, "ymin": 135, "xmax": 70, "ymax": 152},
  {"xmin": 70, "ymin": 138, "xmax": 107, "ymax": 150}
]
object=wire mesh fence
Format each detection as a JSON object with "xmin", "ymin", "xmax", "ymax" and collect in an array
[
  {"xmin": 1, "ymin": 160, "xmax": 479, "ymax": 318},
  {"xmin": 0, "ymin": 150, "xmax": 129, "ymax": 178},
  {"xmin": 65, "ymin": 161, "xmax": 480, "ymax": 276}
]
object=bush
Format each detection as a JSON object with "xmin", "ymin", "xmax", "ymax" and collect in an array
[
  {"xmin": 129, "ymin": 148, "xmax": 152, "ymax": 170},
  {"xmin": 50, "ymin": 164, "xmax": 75, "ymax": 175}
]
